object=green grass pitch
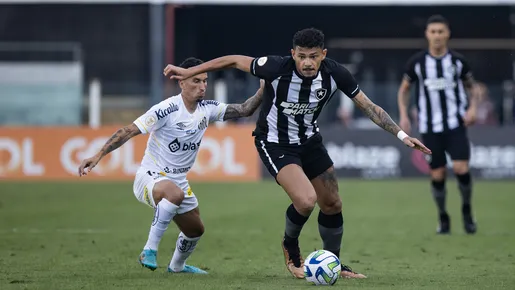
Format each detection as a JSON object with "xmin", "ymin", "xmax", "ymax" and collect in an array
[{"xmin": 1, "ymin": 180, "xmax": 514, "ymax": 289}]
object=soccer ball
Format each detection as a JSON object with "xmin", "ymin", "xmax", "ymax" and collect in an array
[{"xmin": 304, "ymin": 250, "xmax": 341, "ymax": 286}]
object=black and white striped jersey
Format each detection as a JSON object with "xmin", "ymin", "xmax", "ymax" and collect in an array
[
  {"xmin": 250, "ymin": 56, "xmax": 360, "ymax": 145},
  {"xmin": 404, "ymin": 50, "xmax": 473, "ymax": 134}
]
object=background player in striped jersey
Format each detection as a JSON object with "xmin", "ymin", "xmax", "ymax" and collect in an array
[
  {"xmin": 164, "ymin": 28, "xmax": 431, "ymax": 279},
  {"xmin": 397, "ymin": 15, "xmax": 479, "ymax": 235},
  {"xmin": 78, "ymin": 57, "xmax": 265, "ymax": 274}
]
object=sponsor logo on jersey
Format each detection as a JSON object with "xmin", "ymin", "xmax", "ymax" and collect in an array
[
  {"xmin": 168, "ymin": 138, "xmax": 181, "ymax": 152},
  {"xmin": 279, "ymin": 102, "xmax": 320, "ymax": 116},
  {"xmin": 424, "ymin": 78, "xmax": 456, "ymax": 91},
  {"xmin": 163, "ymin": 166, "xmax": 191, "ymax": 174},
  {"xmin": 171, "ymin": 167, "xmax": 191, "ymax": 174},
  {"xmin": 155, "ymin": 103, "xmax": 179, "ymax": 120},
  {"xmin": 181, "ymin": 141, "xmax": 201, "ymax": 151},
  {"xmin": 168, "ymin": 138, "xmax": 202, "ymax": 153},
  {"xmin": 186, "ymin": 129, "xmax": 197, "ymax": 135}
]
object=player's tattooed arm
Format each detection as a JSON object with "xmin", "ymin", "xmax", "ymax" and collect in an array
[
  {"xmin": 223, "ymin": 96, "xmax": 261, "ymax": 120},
  {"xmin": 99, "ymin": 124, "xmax": 141, "ymax": 157},
  {"xmin": 352, "ymin": 91, "xmax": 402, "ymax": 136},
  {"xmin": 352, "ymin": 91, "xmax": 432, "ymax": 154},
  {"xmin": 98, "ymin": 124, "xmax": 142, "ymax": 158},
  {"xmin": 223, "ymin": 80, "xmax": 265, "ymax": 120},
  {"xmin": 78, "ymin": 123, "xmax": 141, "ymax": 176}
]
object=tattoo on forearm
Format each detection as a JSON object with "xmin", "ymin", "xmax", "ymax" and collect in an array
[
  {"xmin": 354, "ymin": 94, "xmax": 401, "ymax": 136},
  {"xmin": 319, "ymin": 170, "xmax": 339, "ymax": 193},
  {"xmin": 223, "ymin": 105, "xmax": 243, "ymax": 120},
  {"xmin": 100, "ymin": 125, "xmax": 139, "ymax": 157},
  {"xmin": 224, "ymin": 92, "xmax": 263, "ymax": 120},
  {"xmin": 242, "ymin": 93, "xmax": 263, "ymax": 116}
]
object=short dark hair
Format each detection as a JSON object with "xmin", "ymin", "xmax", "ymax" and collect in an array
[
  {"xmin": 179, "ymin": 57, "xmax": 203, "ymax": 69},
  {"xmin": 426, "ymin": 15, "xmax": 449, "ymax": 28},
  {"xmin": 292, "ymin": 28, "xmax": 325, "ymax": 49}
]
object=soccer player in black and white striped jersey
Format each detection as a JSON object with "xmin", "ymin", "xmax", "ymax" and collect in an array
[
  {"xmin": 397, "ymin": 15, "xmax": 478, "ymax": 235},
  {"xmin": 165, "ymin": 28, "xmax": 431, "ymax": 279}
]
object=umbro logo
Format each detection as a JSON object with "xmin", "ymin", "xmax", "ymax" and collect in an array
[
  {"xmin": 176, "ymin": 122, "xmax": 186, "ymax": 130},
  {"xmin": 315, "ymin": 88, "xmax": 327, "ymax": 100}
]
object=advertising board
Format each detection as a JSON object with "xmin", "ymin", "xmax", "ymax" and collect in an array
[{"xmin": 0, "ymin": 125, "xmax": 259, "ymax": 181}]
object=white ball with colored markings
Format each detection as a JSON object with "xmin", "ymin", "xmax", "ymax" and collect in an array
[{"xmin": 304, "ymin": 250, "xmax": 341, "ymax": 286}]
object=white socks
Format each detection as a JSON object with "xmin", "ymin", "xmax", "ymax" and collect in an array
[
  {"xmin": 168, "ymin": 232, "xmax": 201, "ymax": 272},
  {"xmin": 142, "ymin": 199, "xmax": 202, "ymax": 272},
  {"xmin": 143, "ymin": 199, "xmax": 179, "ymax": 251}
]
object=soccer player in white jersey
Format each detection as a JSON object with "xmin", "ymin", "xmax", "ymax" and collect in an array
[{"xmin": 78, "ymin": 57, "xmax": 264, "ymax": 274}]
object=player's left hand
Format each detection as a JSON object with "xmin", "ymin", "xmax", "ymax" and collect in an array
[
  {"xmin": 463, "ymin": 108, "xmax": 477, "ymax": 126},
  {"xmin": 402, "ymin": 136, "xmax": 432, "ymax": 155},
  {"xmin": 163, "ymin": 64, "xmax": 191, "ymax": 80}
]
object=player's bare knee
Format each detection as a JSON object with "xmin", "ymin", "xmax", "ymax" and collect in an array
[
  {"xmin": 186, "ymin": 224, "xmax": 205, "ymax": 238},
  {"xmin": 153, "ymin": 181, "xmax": 184, "ymax": 205},
  {"xmin": 430, "ymin": 168, "xmax": 446, "ymax": 182},
  {"xmin": 453, "ymin": 162, "xmax": 469, "ymax": 175},
  {"xmin": 294, "ymin": 193, "xmax": 317, "ymax": 215},
  {"xmin": 319, "ymin": 197, "xmax": 342, "ymax": 215}
]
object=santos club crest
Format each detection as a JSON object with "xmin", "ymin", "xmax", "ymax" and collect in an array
[{"xmin": 315, "ymin": 88, "xmax": 327, "ymax": 100}]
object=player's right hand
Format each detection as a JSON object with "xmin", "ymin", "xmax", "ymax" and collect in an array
[
  {"xmin": 78, "ymin": 155, "xmax": 101, "ymax": 177},
  {"xmin": 402, "ymin": 136, "xmax": 432, "ymax": 155},
  {"xmin": 163, "ymin": 64, "xmax": 190, "ymax": 80},
  {"xmin": 399, "ymin": 116, "xmax": 411, "ymax": 135}
]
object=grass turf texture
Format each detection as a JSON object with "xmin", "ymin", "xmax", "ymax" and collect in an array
[{"xmin": 1, "ymin": 180, "xmax": 514, "ymax": 289}]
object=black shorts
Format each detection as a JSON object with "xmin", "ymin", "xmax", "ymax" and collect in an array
[
  {"xmin": 421, "ymin": 127, "xmax": 471, "ymax": 169},
  {"xmin": 255, "ymin": 133, "xmax": 334, "ymax": 181}
]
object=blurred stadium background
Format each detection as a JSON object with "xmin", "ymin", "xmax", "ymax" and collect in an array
[{"xmin": 0, "ymin": 1, "xmax": 514, "ymax": 289}]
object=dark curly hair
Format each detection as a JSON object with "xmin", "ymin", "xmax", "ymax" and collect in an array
[
  {"xmin": 426, "ymin": 15, "xmax": 449, "ymax": 29},
  {"xmin": 179, "ymin": 57, "xmax": 204, "ymax": 69},
  {"xmin": 292, "ymin": 28, "xmax": 325, "ymax": 49}
]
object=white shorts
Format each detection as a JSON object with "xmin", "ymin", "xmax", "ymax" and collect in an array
[{"xmin": 133, "ymin": 168, "xmax": 198, "ymax": 215}]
